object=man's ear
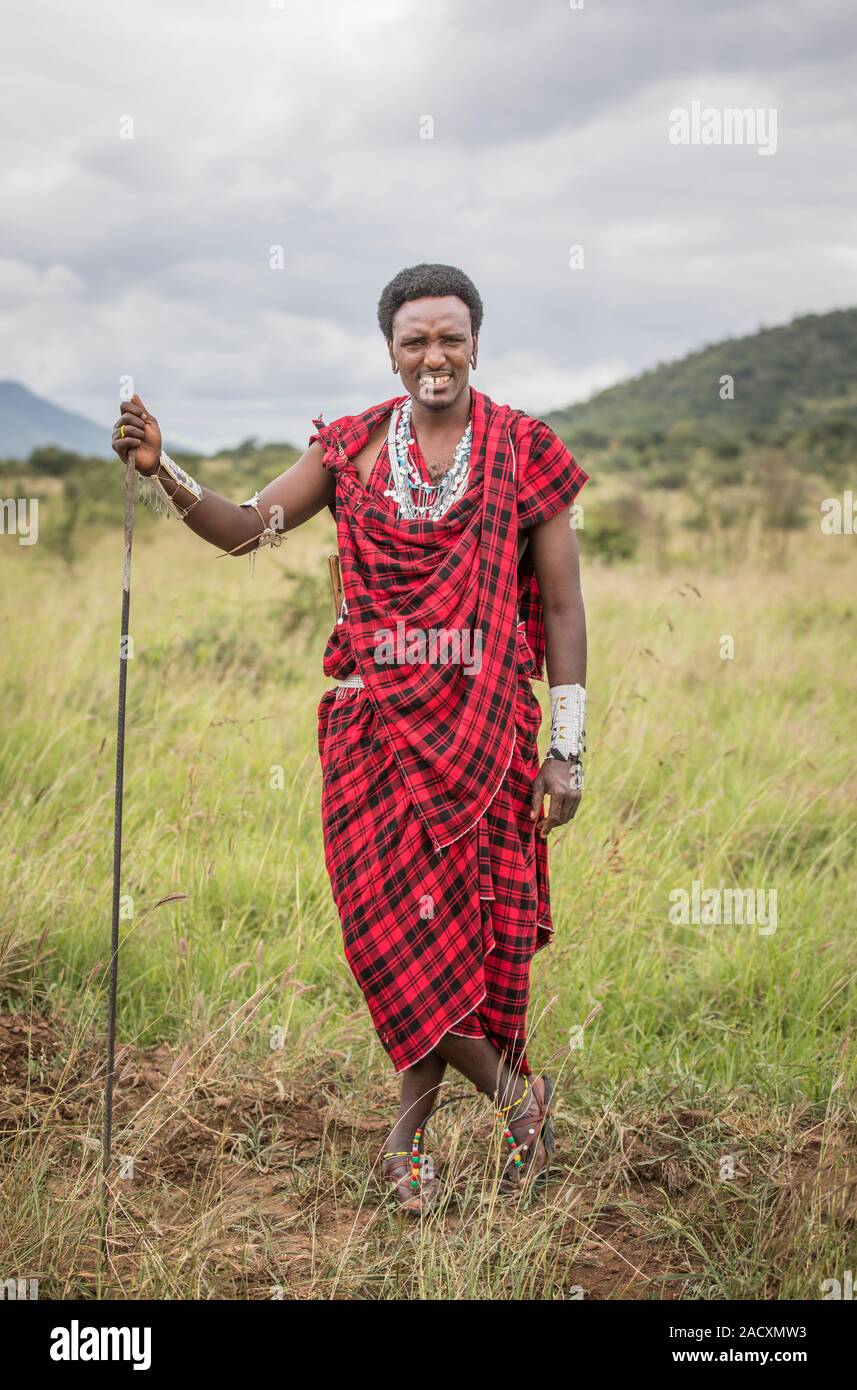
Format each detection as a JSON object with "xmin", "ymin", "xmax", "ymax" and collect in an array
[
  {"xmin": 388, "ymin": 339, "xmax": 398, "ymax": 373},
  {"xmin": 470, "ymin": 332, "xmax": 479, "ymax": 368}
]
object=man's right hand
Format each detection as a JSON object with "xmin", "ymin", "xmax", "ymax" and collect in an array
[{"xmin": 111, "ymin": 394, "xmax": 163, "ymax": 474}]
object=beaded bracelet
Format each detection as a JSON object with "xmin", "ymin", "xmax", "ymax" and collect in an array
[
  {"xmin": 548, "ymin": 683, "xmax": 585, "ymax": 757},
  {"xmin": 137, "ymin": 450, "xmax": 203, "ymax": 520},
  {"xmin": 228, "ymin": 490, "xmax": 286, "ymax": 576},
  {"xmin": 137, "ymin": 454, "xmax": 285, "ymax": 575},
  {"xmin": 547, "ymin": 683, "xmax": 586, "ymax": 790}
]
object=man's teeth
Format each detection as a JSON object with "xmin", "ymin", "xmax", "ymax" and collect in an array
[{"xmin": 424, "ymin": 374, "xmax": 451, "ymax": 384}]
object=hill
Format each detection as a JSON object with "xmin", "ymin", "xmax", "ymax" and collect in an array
[
  {"xmin": 0, "ymin": 381, "xmax": 115, "ymax": 460},
  {"xmin": 545, "ymin": 307, "xmax": 857, "ymax": 449}
]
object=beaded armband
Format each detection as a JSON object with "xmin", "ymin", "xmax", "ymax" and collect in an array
[
  {"xmin": 546, "ymin": 683, "xmax": 586, "ymax": 791},
  {"xmin": 138, "ymin": 453, "xmax": 287, "ymax": 576},
  {"xmin": 225, "ymin": 490, "xmax": 286, "ymax": 576},
  {"xmin": 137, "ymin": 450, "xmax": 203, "ymax": 520}
]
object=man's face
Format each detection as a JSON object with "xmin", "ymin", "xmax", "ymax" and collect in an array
[{"xmin": 388, "ymin": 296, "xmax": 477, "ymax": 412}]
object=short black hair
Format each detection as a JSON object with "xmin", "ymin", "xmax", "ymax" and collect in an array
[{"xmin": 377, "ymin": 263, "xmax": 484, "ymax": 341}]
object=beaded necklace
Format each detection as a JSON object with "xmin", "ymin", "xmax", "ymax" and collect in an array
[{"xmin": 383, "ymin": 395, "xmax": 472, "ymax": 521}]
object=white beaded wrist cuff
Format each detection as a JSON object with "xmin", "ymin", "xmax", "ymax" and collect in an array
[
  {"xmin": 137, "ymin": 449, "xmax": 203, "ymax": 520},
  {"xmin": 548, "ymin": 683, "xmax": 586, "ymax": 760}
]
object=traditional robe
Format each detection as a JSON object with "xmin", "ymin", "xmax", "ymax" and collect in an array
[{"xmin": 312, "ymin": 387, "xmax": 587, "ymax": 1074}]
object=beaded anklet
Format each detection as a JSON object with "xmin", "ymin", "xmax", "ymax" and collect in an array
[
  {"xmin": 495, "ymin": 1075, "xmax": 532, "ymax": 1172},
  {"xmin": 380, "ymin": 1091, "xmax": 475, "ymax": 1206},
  {"xmin": 382, "ymin": 1126, "xmax": 424, "ymax": 1192}
]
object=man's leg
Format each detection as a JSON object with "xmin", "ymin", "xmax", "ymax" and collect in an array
[
  {"xmin": 433, "ymin": 1034, "xmax": 531, "ymax": 1118},
  {"xmin": 381, "ymin": 1034, "xmax": 530, "ymax": 1162},
  {"xmin": 383, "ymin": 1052, "xmax": 448, "ymax": 1156},
  {"xmin": 434, "ymin": 1036, "xmax": 547, "ymax": 1184}
]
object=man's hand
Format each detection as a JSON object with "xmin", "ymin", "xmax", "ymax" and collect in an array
[
  {"xmin": 530, "ymin": 758, "xmax": 582, "ymax": 839},
  {"xmin": 111, "ymin": 393, "xmax": 162, "ymax": 474}
]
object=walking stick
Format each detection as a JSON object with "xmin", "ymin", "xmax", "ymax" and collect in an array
[{"xmin": 101, "ymin": 448, "xmax": 136, "ymax": 1262}]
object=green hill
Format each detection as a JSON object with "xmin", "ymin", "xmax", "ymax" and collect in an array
[
  {"xmin": 537, "ymin": 307, "xmax": 857, "ymax": 563},
  {"xmin": 545, "ymin": 307, "xmax": 857, "ymax": 451}
]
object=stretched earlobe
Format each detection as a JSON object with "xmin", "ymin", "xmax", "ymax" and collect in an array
[{"xmin": 391, "ymin": 360, "xmax": 399, "ymax": 373}]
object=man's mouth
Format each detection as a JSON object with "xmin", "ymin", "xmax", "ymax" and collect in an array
[{"xmin": 420, "ymin": 373, "xmax": 453, "ymax": 390}]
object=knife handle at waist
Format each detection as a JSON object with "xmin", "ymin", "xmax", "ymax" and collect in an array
[{"xmin": 327, "ymin": 554, "xmax": 343, "ymax": 622}]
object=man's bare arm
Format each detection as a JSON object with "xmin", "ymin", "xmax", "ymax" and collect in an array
[
  {"xmin": 111, "ymin": 394, "xmax": 334, "ymax": 555},
  {"xmin": 528, "ymin": 508, "xmax": 587, "ymax": 687},
  {"xmin": 526, "ymin": 506, "xmax": 587, "ymax": 838},
  {"xmin": 242, "ymin": 442, "xmax": 335, "ymax": 532}
]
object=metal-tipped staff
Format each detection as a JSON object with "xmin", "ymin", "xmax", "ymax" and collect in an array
[{"xmin": 101, "ymin": 448, "xmax": 136, "ymax": 1260}]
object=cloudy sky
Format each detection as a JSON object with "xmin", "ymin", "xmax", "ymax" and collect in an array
[{"xmin": 2, "ymin": 0, "xmax": 856, "ymax": 451}]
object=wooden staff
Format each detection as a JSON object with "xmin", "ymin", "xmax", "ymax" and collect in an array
[{"xmin": 101, "ymin": 450, "xmax": 136, "ymax": 1261}]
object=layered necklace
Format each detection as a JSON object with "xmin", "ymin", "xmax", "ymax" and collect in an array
[{"xmin": 383, "ymin": 394, "xmax": 473, "ymax": 521}]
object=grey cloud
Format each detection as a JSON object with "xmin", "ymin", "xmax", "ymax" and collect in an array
[{"xmin": 1, "ymin": 0, "xmax": 855, "ymax": 450}]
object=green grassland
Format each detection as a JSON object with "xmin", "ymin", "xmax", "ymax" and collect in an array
[{"xmin": 1, "ymin": 475, "xmax": 854, "ymax": 1298}]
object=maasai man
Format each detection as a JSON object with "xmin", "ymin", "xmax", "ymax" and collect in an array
[{"xmin": 111, "ymin": 263, "xmax": 588, "ymax": 1214}]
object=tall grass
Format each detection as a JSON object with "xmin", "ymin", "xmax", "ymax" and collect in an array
[{"xmin": 0, "ymin": 512, "xmax": 854, "ymax": 1299}]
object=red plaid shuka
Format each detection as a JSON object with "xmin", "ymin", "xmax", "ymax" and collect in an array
[{"xmin": 312, "ymin": 387, "xmax": 587, "ymax": 1073}]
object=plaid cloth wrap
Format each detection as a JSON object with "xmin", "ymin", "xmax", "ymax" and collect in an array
[{"xmin": 311, "ymin": 387, "xmax": 587, "ymax": 1073}]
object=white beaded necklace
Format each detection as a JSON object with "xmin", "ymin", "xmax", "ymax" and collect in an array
[{"xmin": 383, "ymin": 395, "xmax": 473, "ymax": 520}]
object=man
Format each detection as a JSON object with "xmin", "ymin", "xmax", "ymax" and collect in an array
[{"xmin": 111, "ymin": 263, "xmax": 588, "ymax": 1215}]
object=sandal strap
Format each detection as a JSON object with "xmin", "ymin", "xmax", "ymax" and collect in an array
[
  {"xmin": 495, "ymin": 1074, "xmax": 530, "ymax": 1119},
  {"xmin": 383, "ymin": 1135, "xmax": 429, "ymax": 1206},
  {"xmin": 382, "ymin": 1126, "xmax": 424, "ymax": 1192},
  {"xmin": 498, "ymin": 1076, "xmax": 550, "ymax": 1175}
]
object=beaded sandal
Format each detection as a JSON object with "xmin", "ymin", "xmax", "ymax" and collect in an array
[
  {"xmin": 382, "ymin": 1128, "xmax": 439, "ymax": 1216},
  {"xmin": 496, "ymin": 1074, "xmax": 556, "ymax": 1195},
  {"xmin": 380, "ymin": 1093, "xmax": 466, "ymax": 1217}
]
